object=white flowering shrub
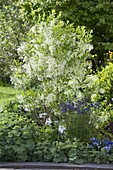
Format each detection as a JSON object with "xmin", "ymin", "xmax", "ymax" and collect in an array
[{"xmin": 11, "ymin": 12, "xmax": 93, "ymax": 119}]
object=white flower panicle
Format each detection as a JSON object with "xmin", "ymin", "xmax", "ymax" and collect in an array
[
  {"xmin": 58, "ymin": 126, "xmax": 66, "ymax": 134},
  {"xmin": 45, "ymin": 118, "xmax": 52, "ymax": 126}
]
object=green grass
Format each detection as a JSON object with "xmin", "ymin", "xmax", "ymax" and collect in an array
[{"xmin": 0, "ymin": 86, "xmax": 19, "ymax": 109}]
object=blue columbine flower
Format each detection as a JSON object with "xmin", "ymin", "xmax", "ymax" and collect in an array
[
  {"xmin": 90, "ymin": 138, "xmax": 113, "ymax": 152},
  {"xmin": 59, "ymin": 101, "xmax": 76, "ymax": 113},
  {"xmin": 90, "ymin": 138, "xmax": 100, "ymax": 146},
  {"xmin": 90, "ymin": 103, "xmax": 94, "ymax": 107},
  {"xmin": 59, "ymin": 95, "xmax": 100, "ymax": 115},
  {"xmin": 84, "ymin": 97, "xmax": 90, "ymax": 102},
  {"xmin": 103, "ymin": 146, "xmax": 111, "ymax": 152},
  {"xmin": 106, "ymin": 140, "xmax": 113, "ymax": 145},
  {"xmin": 77, "ymin": 100, "xmax": 84, "ymax": 105},
  {"xmin": 77, "ymin": 107, "xmax": 82, "ymax": 114}
]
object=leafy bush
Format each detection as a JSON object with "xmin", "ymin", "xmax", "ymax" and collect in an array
[
  {"xmin": 10, "ymin": 12, "xmax": 94, "ymax": 126},
  {"xmin": 89, "ymin": 63, "xmax": 113, "ymax": 140},
  {"xmin": 35, "ymin": 138, "xmax": 113, "ymax": 164},
  {"xmin": 9, "ymin": 12, "xmax": 99, "ymax": 144},
  {"xmin": 0, "ymin": 0, "xmax": 28, "ymax": 85},
  {"xmin": 96, "ymin": 110, "xmax": 113, "ymax": 140},
  {"xmin": 93, "ymin": 62, "xmax": 113, "ymax": 105},
  {"xmin": 19, "ymin": 0, "xmax": 113, "ymax": 69},
  {"xmin": 0, "ymin": 111, "xmax": 40, "ymax": 161},
  {"xmin": 0, "ymin": 105, "xmax": 113, "ymax": 163},
  {"xmin": 34, "ymin": 141, "xmax": 70, "ymax": 163}
]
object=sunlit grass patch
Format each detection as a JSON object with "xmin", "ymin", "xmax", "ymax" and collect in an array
[{"xmin": 0, "ymin": 86, "xmax": 18, "ymax": 108}]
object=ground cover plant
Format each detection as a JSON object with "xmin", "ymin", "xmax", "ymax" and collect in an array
[{"xmin": 0, "ymin": 2, "xmax": 113, "ymax": 164}]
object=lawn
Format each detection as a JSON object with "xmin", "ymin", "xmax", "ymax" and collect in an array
[{"xmin": 0, "ymin": 86, "xmax": 18, "ymax": 109}]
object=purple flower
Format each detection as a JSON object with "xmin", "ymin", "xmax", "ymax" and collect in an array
[
  {"xmin": 104, "ymin": 124, "xmax": 111, "ymax": 130},
  {"xmin": 106, "ymin": 140, "xmax": 113, "ymax": 145},
  {"xmin": 90, "ymin": 138, "xmax": 100, "ymax": 146},
  {"xmin": 90, "ymin": 138, "xmax": 113, "ymax": 153},
  {"xmin": 59, "ymin": 101, "xmax": 76, "ymax": 113},
  {"xmin": 103, "ymin": 146, "xmax": 111, "ymax": 152},
  {"xmin": 90, "ymin": 103, "xmax": 94, "ymax": 107},
  {"xmin": 59, "ymin": 95, "xmax": 100, "ymax": 115}
]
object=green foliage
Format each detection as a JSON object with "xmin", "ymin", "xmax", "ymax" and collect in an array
[
  {"xmin": 11, "ymin": 13, "xmax": 93, "ymax": 119},
  {"xmin": 59, "ymin": 96, "xmax": 100, "ymax": 142},
  {"xmin": 35, "ymin": 141, "xmax": 70, "ymax": 163},
  {"xmin": 0, "ymin": 0, "xmax": 27, "ymax": 84},
  {"xmin": 1, "ymin": 0, "xmax": 113, "ymax": 164},
  {"xmin": 98, "ymin": 113, "xmax": 113, "ymax": 140},
  {"xmin": 19, "ymin": 0, "xmax": 113, "ymax": 69},
  {"xmin": 9, "ymin": 13, "xmax": 97, "ymax": 144},
  {"xmin": 66, "ymin": 111, "xmax": 96, "ymax": 142},
  {"xmin": 69, "ymin": 141, "xmax": 113, "ymax": 164},
  {"xmin": 0, "ymin": 111, "xmax": 40, "ymax": 161},
  {"xmin": 90, "ymin": 62, "xmax": 113, "ymax": 138},
  {"xmin": 36, "ymin": 138, "xmax": 113, "ymax": 164},
  {"xmin": 0, "ymin": 100, "xmax": 113, "ymax": 163},
  {"xmin": 92, "ymin": 62, "xmax": 113, "ymax": 106}
]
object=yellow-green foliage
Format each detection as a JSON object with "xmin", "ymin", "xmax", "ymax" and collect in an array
[{"xmin": 92, "ymin": 62, "xmax": 113, "ymax": 104}]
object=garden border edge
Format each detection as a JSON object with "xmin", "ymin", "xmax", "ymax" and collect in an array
[{"xmin": 0, "ymin": 162, "xmax": 113, "ymax": 170}]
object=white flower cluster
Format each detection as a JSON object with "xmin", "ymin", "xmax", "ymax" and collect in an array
[
  {"xmin": 39, "ymin": 113, "xmax": 47, "ymax": 118},
  {"xmin": 11, "ymin": 14, "xmax": 93, "ymax": 111},
  {"xmin": 58, "ymin": 126, "xmax": 66, "ymax": 134},
  {"xmin": 45, "ymin": 118, "xmax": 52, "ymax": 126}
]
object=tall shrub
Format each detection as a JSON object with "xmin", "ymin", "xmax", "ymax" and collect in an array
[
  {"xmin": 11, "ymin": 12, "xmax": 93, "ymax": 113},
  {"xmin": 19, "ymin": 0, "xmax": 113, "ymax": 69},
  {"xmin": 10, "ymin": 13, "xmax": 99, "ymax": 142}
]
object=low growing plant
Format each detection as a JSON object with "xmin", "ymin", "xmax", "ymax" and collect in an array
[{"xmin": 0, "ymin": 111, "xmax": 40, "ymax": 161}]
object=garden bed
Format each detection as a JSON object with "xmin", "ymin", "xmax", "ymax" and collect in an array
[{"xmin": 0, "ymin": 162, "xmax": 113, "ymax": 170}]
